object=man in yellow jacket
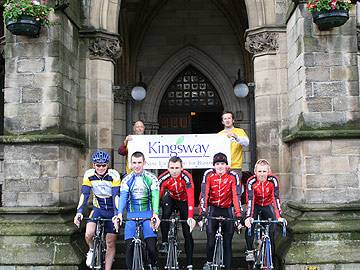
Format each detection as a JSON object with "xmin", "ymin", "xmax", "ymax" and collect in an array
[{"xmin": 218, "ymin": 111, "xmax": 249, "ymax": 178}]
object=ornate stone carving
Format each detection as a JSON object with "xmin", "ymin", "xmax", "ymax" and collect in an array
[
  {"xmin": 113, "ymin": 85, "xmax": 132, "ymax": 103},
  {"xmin": 54, "ymin": 0, "xmax": 70, "ymax": 10},
  {"xmin": 245, "ymin": 32, "xmax": 279, "ymax": 55},
  {"xmin": 89, "ymin": 37, "xmax": 122, "ymax": 63},
  {"xmin": 80, "ymin": 29, "xmax": 123, "ymax": 63}
]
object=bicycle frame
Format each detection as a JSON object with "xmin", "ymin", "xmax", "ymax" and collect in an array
[
  {"xmin": 84, "ymin": 217, "xmax": 112, "ymax": 270},
  {"xmin": 126, "ymin": 217, "xmax": 152, "ymax": 270},
  {"xmin": 161, "ymin": 216, "xmax": 187, "ymax": 270},
  {"xmin": 206, "ymin": 216, "xmax": 238, "ymax": 270}
]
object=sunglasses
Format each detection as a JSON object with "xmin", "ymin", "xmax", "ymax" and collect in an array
[{"xmin": 95, "ymin": 164, "xmax": 108, "ymax": 168}]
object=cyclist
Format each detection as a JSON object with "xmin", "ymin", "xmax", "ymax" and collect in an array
[
  {"xmin": 114, "ymin": 151, "xmax": 160, "ymax": 270},
  {"xmin": 158, "ymin": 156, "xmax": 196, "ymax": 270},
  {"xmin": 244, "ymin": 159, "xmax": 286, "ymax": 263},
  {"xmin": 199, "ymin": 152, "xmax": 243, "ymax": 270},
  {"xmin": 218, "ymin": 111, "xmax": 249, "ymax": 179},
  {"xmin": 73, "ymin": 150, "xmax": 121, "ymax": 270}
]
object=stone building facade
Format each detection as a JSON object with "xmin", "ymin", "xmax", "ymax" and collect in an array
[{"xmin": 0, "ymin": 0, "xmax": 359, "ymax": 269}]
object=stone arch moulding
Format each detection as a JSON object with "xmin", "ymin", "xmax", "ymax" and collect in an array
[
  {"xmin": 135, "ymin": 45, "xmax": 242, "ymax": 123},
  {"xmin": 244, "ymin": 0, "xmax": 271, "ymax": 28},
  {"xmin": 87, "ymin": 0, "xmax": 121, "ymax": 33}
]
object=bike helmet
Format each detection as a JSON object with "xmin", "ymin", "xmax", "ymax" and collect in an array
[{"xmin": 91, "ymin": 150, "xmax": 110, "ymax": 164}]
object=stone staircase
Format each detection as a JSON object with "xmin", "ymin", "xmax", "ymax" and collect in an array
[{"xmin": 111, "ymin": 227, "xmax": 250, "ymax": 270}]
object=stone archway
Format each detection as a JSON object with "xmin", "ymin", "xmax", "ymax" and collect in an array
[{"xmin": 134, "ymin": 45, "xmax": 245, "ymax": 124}]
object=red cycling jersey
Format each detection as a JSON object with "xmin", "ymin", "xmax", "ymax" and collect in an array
[
  {"xmin": 158, "ymin": 169, "xmax": 195, "ymax": 219},
  {"xmin": 245, "ymin": 174, "xmax": 282, "ymax": 219},
  {"xmin": 199, "ymin": 169, "xmax": 242, "ymax": 218}
]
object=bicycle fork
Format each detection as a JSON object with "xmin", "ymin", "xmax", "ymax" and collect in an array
[
  {"xmin": 132, "ymin": 237, "xmax": 144, "ymax": 270},
  {"xmin": 212, "ymin": 227, "xmax": 224, "ymax": 269},
  {"xmin": 165, "ymin": 226, "xmax": 179, "ymax": 269},
  {"xmin": 260, "ymin": 235, "xmax": 273, "ymax": 270}
]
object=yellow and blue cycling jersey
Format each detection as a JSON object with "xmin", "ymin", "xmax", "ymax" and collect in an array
[{"xmin": 76, "ymin": 168, "xmax": 121, "ymax": 214}]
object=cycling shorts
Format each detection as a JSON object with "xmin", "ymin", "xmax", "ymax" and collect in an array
[
  {"xmin": 124, "ymin": 210, "xmax": 157, "ymax": 240},
  {"xmin": 88, "ymin": 208, "xmax": 115, "ymax": 234}
]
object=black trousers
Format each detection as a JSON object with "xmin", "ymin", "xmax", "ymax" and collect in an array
[
  {"xmin": 160, "ymin": 194, "xmax": 194, "ymax": 266},
  {"xmin": 206, "ymin": 206, "xmax": 234, "ymax": 270},
  {"xmin": 125, "ymin": 237, "xmax": 157, "ymax": 269},
  {"xmin": 245, "ymin": 204, "xmax": 276, "ymax": 257}
]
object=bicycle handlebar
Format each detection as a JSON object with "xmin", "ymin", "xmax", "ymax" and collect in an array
[
  {"xmin": 247, "ymin": 219, "xmax": 286, "ymax": 237},
  {"xmin": 207, "ymin": 216, "xmax": 239, "ymax": 222},
  {"xmin": 161, "ymin": 218, "xmax": 188, "ymax": 223},
  {"xmin": 83, "ymin": 217, "xmax": 113, "ymax": 222},
  {"xmin": 125, "ymin": 217, "xmax": 152, "ymax": 222}
]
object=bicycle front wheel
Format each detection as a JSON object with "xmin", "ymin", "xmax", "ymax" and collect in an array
[
  {"xmin": 91, "ymin": 238, "xmax": 103, "ymax": 270},
  {"xmin": 132, "ymin": 242, "xmax": 144, "ymax": 270},
  {"xmin": 165, "ymin": 240, "xmax": 178, "ymax": 269},
  {"xmin": 212, "ymin": 237, "xmax": 224, "ymax": 269},
  {"xmin": 262, "ymin": 237, "xmax": 273, "ymax": 269}
]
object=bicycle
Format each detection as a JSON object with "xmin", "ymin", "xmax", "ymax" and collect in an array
[
  {"xmin": 247, "ymin": 219, "xmax": 286, "ymax": 270},
  {"xmin": 84, "ymin": 217, "xmax": 113, "ymax": 270},
  {"xmin": 124, "ymin": 217, "xmax": 152, "ymax": 270},
  {"xmin": 200, "ymin": 216, "xmax": 238, "ymax": 270},
  {"xmin": 161, "ymin": 215, "xmax": 188, "ymax": 270}
]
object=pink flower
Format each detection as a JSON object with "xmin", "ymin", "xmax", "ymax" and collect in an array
[{"xmin": 330, "ymin": 0, "xmax": 337, "ymax": 9}]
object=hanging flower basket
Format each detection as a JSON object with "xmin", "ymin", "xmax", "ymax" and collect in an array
[
  {"xmin": 312, "ymin": 9, "xmax": 349, "ymax": 30},
  {"xmin": 3, "ymin": 0, "xmax": 54, "ymax": 37},
  {"xmin": 6, "ymin": 15, "xmax": 41, "ymax": 37}
]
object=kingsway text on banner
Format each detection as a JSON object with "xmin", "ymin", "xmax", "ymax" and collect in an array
[{"xmin": 127, "ymin": 134, "xmax": 231, "ymax": 169}]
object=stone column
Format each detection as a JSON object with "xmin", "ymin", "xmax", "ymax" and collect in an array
[
  {"xmin": 245, "ymin": 27, "xmax": 291, "ymax": 198},
  {"xmin": 79, "ymin": 30, "xmax": 122, "ymax": 161},
  {"xmin": 0, "ymin": 6, "xmax": 85, "ymax": 268},
  {"xmin": 281, "ymin": 2, "xmax": 360, "ymax": 269},
  {"xmin": 113, "ymin": 84, "xmax": 130, "ymax": 172}
]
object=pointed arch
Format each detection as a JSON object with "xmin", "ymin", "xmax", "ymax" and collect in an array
[{"xmin": 135, "ymin": 45, "xmax": 242, "ymax": 122}]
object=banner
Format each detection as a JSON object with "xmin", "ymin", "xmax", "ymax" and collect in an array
[{"xmin": 127, "ymin": 134, "xmax": 231, "ymax": 169}]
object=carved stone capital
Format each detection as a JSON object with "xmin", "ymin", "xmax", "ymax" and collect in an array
[
  {"xmin": 245, "ymin": 32, "xmax": 279, "ymax": 55},
  {"xmin": 54, "ymin": 0, "xmax": 70, "ymax": 10},
  {"xmin": 89, "ymin": 37, "xmax": 122, "ymax": 63},
  {"xmin": 80, "ymin": 30, "xmax": 122, "ymax": 63}
]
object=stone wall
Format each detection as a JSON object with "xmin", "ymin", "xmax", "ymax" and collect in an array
[
  {"xmin": 4, "ymin": 12, "xmax": 81, "ymax": 136},
  {"xmin": 287, "ymin": 5, "xmax": 359, "ymax": 132},
  {"xmin": 0, "ymin": 2, "xmax": 86, "ymax": 267},
  {"xmin": 2, "ymin": 3, "xmax": 84, "ymax": 207},
  {"xmin": 290, "ymin": 139, "xmax": 360, "ymax": 203},
  {"xmin": 281, "ymin": 3, "xmax": 360, "ymax": 269},
  {"xmin": 3, "ymin": 144, "xmax": 79, "ymax": 206},
  {"xmin": 286, "ymin": 3, "xmax": 360, "ymax": 203},
  {"xmin": 113, "ymin": 101, "xmax": 126, "ymax": 173}
]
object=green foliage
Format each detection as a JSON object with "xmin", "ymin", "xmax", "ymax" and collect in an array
[
  {"xmin": 306, "ymin": 0, "xmax": 352, "ymax": 14},
  {"xmin": 3, "ymin": 0, "xmax": 54, "ymax": 26}
]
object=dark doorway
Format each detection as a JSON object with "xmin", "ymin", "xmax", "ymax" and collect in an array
[
  {"xmin": 158, "ymin": 65, "xmax": 224, "ymax": 205},
  {"xmin": 190, "ymin": 112, "xmax": 223, "ymax": 204}
]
